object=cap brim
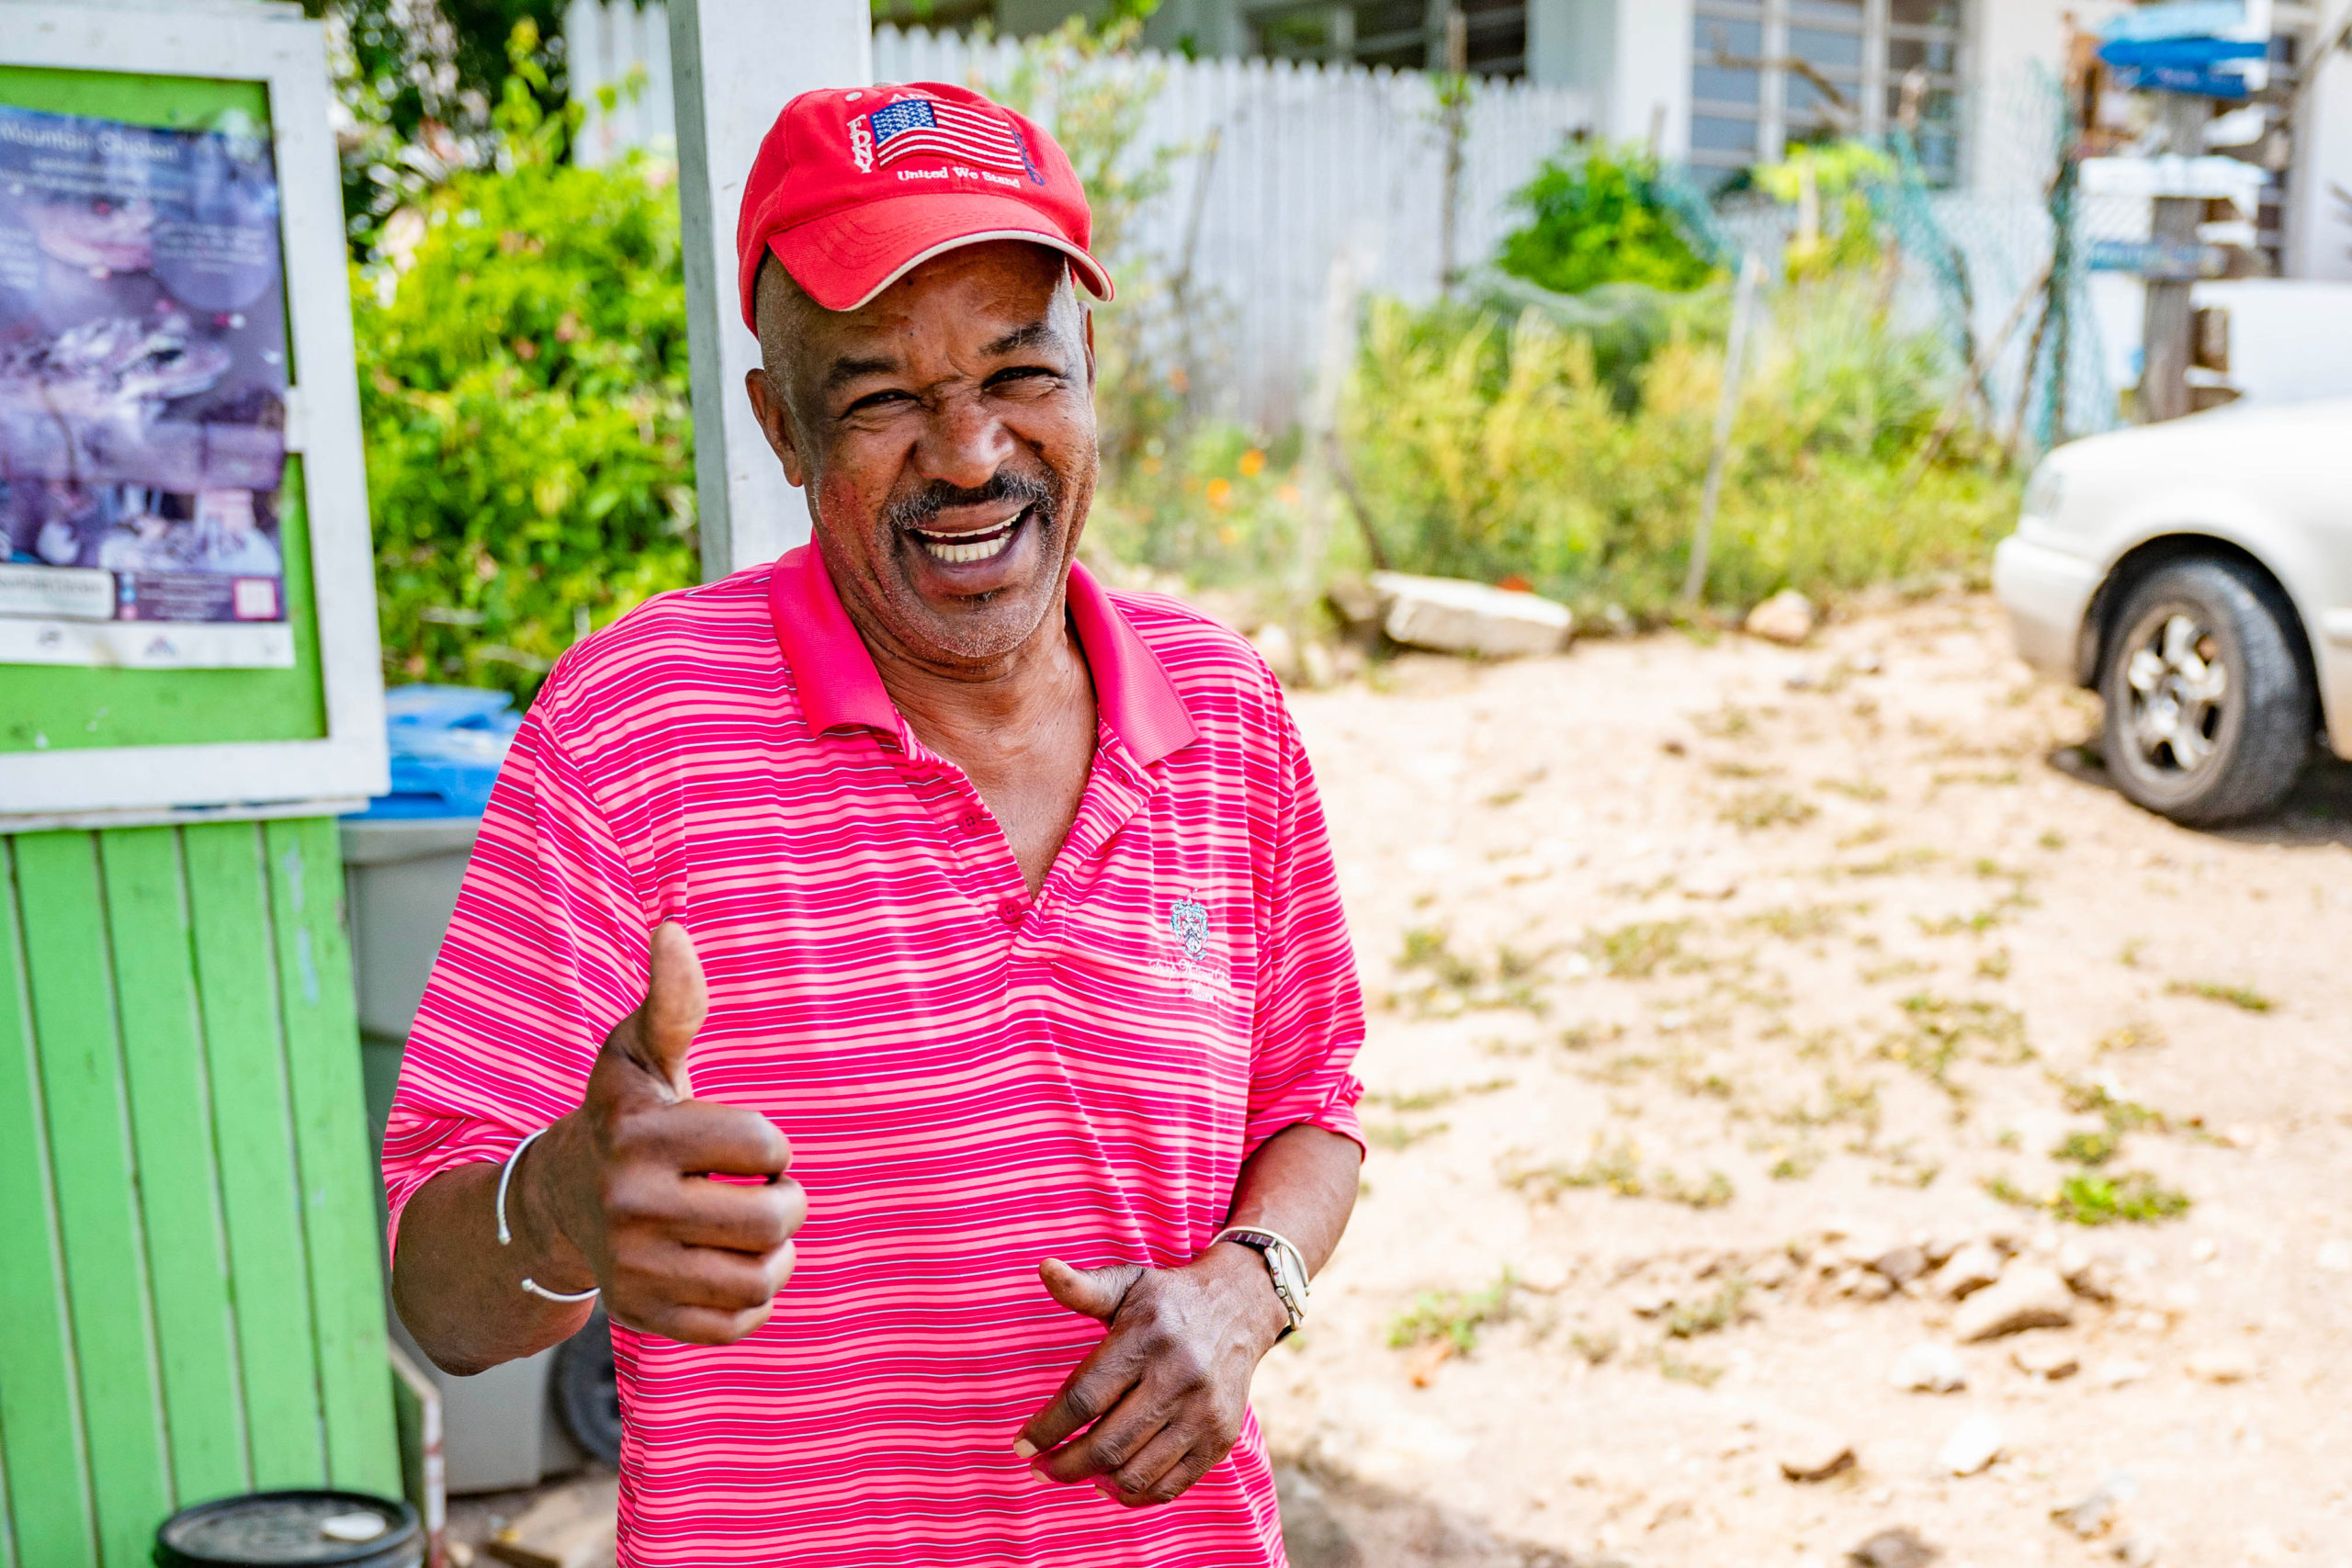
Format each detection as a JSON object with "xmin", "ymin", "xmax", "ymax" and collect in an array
[{"xmin": 767, "ymin": 190, "xmax": 1115, "ymax": 314}]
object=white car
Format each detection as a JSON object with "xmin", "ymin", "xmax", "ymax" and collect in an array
[{"xmin": 1993, "ymin": 398, "xmax": 2352, "ymax": 826}]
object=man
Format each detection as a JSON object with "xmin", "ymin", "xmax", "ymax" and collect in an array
[{"xmin": 383, "ymin": 82, "xmax": 1365, "ymax": 1565}]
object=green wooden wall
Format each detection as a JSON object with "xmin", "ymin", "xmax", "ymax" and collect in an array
[{"xmin": 0, "ymin": 818, "xmax": 399, "ymax": 1566}]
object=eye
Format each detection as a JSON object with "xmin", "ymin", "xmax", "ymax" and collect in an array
[
  {"xmin": 987, "ymin": 365, "xmax": 1060, "ymax": 392},
  {"xmin": 842, "ymin": 388, "xmax": 916, "ymax": 415}
]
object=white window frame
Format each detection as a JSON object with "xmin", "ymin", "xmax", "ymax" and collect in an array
[
  {"xmin": 0, "ymin": 1, "xmax": 390, "ymax": 828},
  {"xmin": 1689, "ymin": 0, "xmax": 1971, "ymax": 182}
]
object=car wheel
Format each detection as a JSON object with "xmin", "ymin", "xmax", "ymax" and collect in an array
[
  {"xmin": 2098, "ymin": 557, "xmax": 2312, "ymax": 827},
  {"xmin": 553, "ymin": 1306, "xmax": 623, "ymax": 1465}
]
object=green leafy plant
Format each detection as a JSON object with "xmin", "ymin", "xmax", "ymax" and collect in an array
[
  {"xmin": 2052, "ymin": 1170, "xmax": 2192, "ymax": 1224},
  {"xmin": 1496, "ymin": 141, "xmax": 1722, "ymax": 296},
  {"xmin": 1751, "ymin": 141, "xmax": 1895, "ymax": 281},
  {"xmin": 1339, "ymin": 282, "xmax": 2014, "ymax": 624},
  {"xmin": 354, "ymin": 33, "xmax": 695, "ymax": 698}
]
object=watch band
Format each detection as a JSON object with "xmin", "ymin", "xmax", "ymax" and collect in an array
[{"xmin": 1211, "ymin": 1225, "xmax": 1310, "ymax": 1338}]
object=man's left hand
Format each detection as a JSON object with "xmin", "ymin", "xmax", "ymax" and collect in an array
[{"xmin": 1013, "ymin": 1245, "xmax": 1290, "ymax": 1506}]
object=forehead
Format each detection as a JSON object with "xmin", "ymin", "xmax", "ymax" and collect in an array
[{"xmin": 770, "ymin": 242, "xmax": 1076, "ymax": 381}]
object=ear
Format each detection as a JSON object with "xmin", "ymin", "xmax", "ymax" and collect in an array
[
  {"xmin": 1080, "ymin": 308, "xmax": 1096, "ymax": 391},
  {"xmin": 745, "ymin": 367, "xmax": 808, "ymax": 489}
]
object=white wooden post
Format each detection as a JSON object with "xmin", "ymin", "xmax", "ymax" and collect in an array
[{"xmin": 668, "ymin": 0, "xmax": 872, "ymax": 581}]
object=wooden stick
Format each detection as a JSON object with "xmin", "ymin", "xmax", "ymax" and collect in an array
[
  {"xmin": 1897, "ymin": 254, "xmax": 2053, "ymax": 495},
  {"xmin": 1680, "ymin": 253, "xmax": 1766, "ymax": 606}
]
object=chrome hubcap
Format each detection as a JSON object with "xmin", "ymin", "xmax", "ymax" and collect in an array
[{"xmin": 2123, "ymin": 612, "xmax": 2228, "ymax": 775}]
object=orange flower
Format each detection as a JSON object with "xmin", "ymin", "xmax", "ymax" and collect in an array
[
  {"xmin": 1238, "ymin": 447, "xmax": 1266, "ymax": 478},
  {"xmin": 1205, "ymin": 477, "xmax": 1234, "ymax": 509}
]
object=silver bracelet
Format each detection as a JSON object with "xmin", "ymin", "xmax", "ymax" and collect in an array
[{"xmin": 495, "ymin": 1126, "xmax": 601, "ymax": 1304}]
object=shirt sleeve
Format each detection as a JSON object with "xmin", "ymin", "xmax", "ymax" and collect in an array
[
  {"xmin": 379, "ymin": 701, "xmax": 655, "ymax": 1255},
  {"xmin": 1243, "ymin": 707, "xmax": 1366, "ymax": 1158}
]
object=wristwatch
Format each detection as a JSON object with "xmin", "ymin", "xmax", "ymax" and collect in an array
[{"xmin": 1212, "ymin": 1226, "xmax": 1310, "ymax": 1340}]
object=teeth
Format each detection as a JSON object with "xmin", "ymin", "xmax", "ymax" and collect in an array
[{"xmin": 914, "ymin": 511, "xmax": 1023, "ymax": 565}]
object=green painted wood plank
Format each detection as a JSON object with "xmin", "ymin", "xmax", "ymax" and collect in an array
[
  {"xmin": 183, "ymin": 824, "xmax": 326, "ymax": 1490},
  {"xmin": 0, "ymin": 1405, "xmax": 19, "ymax": 1568},
  {"xmin": 13, "ymin": 834, "xmax": 170, "ymax": 1567},
  {"xmin": 99, "ymin": 830, "xmax": 247, "ymax": 1505},
  {"xmin": 266, "ymin": 820, "xmax": 398, "ymax": 1495},
  {"xmin": 0, "ymin": 840, "xmax": 97, "ymax": 1563}
]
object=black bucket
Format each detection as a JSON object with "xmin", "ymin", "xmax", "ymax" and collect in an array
[{"xmin": 154, "ymin": 1490, "xmax": 422, "ymax": 1567}]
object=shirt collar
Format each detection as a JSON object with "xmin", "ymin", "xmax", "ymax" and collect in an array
[{"xmin": 766, "ymin": 543, "xmax": 1200, "ymax": 767}]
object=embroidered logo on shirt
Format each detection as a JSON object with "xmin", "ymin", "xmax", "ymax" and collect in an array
[
  {"xmin": 1153, "ymin": 896, "xmax": 1230, "ymax": 1005},
  {"xmin": 1170, "ymin": 897, "xmax": 1211, "ymax": 961}
]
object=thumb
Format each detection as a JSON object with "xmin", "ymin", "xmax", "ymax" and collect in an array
[
  {"xmin": 620, "ymin": 921, "xmax": 707, "ymax": 1098},
  {"xmin": 1039, "ymin": 1258, "xmax": 1143, "ymax": 1323}
]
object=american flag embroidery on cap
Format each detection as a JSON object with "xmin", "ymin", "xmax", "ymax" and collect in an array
[{"xmin": 851, "ymin": 96, "xmax": 1046, "ymax": 185}]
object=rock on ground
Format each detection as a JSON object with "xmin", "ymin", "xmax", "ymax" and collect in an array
[
  {"xmin": 2185, "ymin": 1346, "xmax": 2257, "ymax": 1384},
  {"xmin": 1871, "ymin": 1245, "xmax": 1928, "ymax": 1287},
  {"xmin": 1745, "ymin": 590, "xmax": 1817, "ymax": 646},
  {"xmin": 1930, "ymin": 1242, "xmax": 2004, "ymax": 1301},
  {"xmin": 1371, "ymin": 572, "xmax": 1573, "ymax": 658},
  {"xmin": 2009, "ymin": 1336, "xmax": 2082, "ymax": 1380},
  {"xmin": 1953, "ymin": 1265, "xmax": 2075, "ymax": 1343},
  {"xmin": 1778, "ymin": 1424, "xmax": 1859, "ymax": 1483},
  {"xmin": 2052, "ymin": 1472, "xmax": 2140, "ymax": 1539},
  {"xmin": 1889, "ymin": 1341, "xmax": 1968, "ymax": 1393},
  {"xmin": 1937, "ymin": 1413, "xmax": 2004, "ymax": 1477},
  {"xmin": 1848, "ymin": 1526, "xmax": 1941, "ymax": 1568}
]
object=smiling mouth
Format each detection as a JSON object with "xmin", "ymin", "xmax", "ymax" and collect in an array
[{"xmin": 910, "ymin": 507, "xmax": 1028, "ymax": 565}]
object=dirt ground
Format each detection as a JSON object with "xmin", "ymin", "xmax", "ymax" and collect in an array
[
  {"xmin": 1259, "ymin": 590, "xmax": 2352, "ymax": 1568},
  {"xmin": 443, "ymin": 591, "xmax": 2352, "ymax": 1568}
]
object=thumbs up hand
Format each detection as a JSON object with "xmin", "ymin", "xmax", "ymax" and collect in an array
[
  {"xmin": 516, "ymin": 923, "xmax": 804, "ymax": 1345},
  {"xmin": 1012, "ymin": 1246, "xmax": 1291, "ymax": 1507}
]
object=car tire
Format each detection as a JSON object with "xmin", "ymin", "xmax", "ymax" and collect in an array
[
  {"xmin": 553, "ymin": 1307, "xmax": 623, "ymax": 1465},
  {"xmin": 2098, "ymin": 556, "xmax": 2312, "ymax": 827}
]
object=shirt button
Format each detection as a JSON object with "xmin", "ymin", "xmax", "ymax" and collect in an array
[
  {"xmin": 958, "ymin": 809, "xmax": 988, "ymax": 834},
  {"xmin": 996, "ymin": 897, "xmax": 1025, "ymax": 927}
]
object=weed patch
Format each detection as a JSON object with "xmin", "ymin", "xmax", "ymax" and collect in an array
[
  {"xmin": 2096, "ymin": 1017, "xmax": 2166, "ymax": 1054},
  {"xmin": 2166, "ymin": 979, "xmax": 2273, "ymax": 1013},
  {"xmin": 1987, "ymin": 1170, "xmax": 2191, "ymax": 1225},
  {"xmin": 1720, "ymin": 790, "xmax": 1819, "ymax": 831},
  {"xmin": 1387, "ymin": 1272, "xmax": 1516, "ymax": 1354},
  {"xmin": 1742, "ymin": 902, "xmax": 1867, "ymax": 942},
  {"xmin": 1365, "ymin": 1121, "xmax": 1451, "ymax": 1151},
  {"xmin": 1875, "ymin": 993, "xmax": 2031, "ymax": 1100},
  {"xmin": 1664, "ymin": 1279, "xmax": 1751, "ymax": 1338},
  {"xmin": 1504, "ymin": 1138, "xmax": 1735, "ymax": 1209},
  {"xmin": 1394, "ymin": 926, "xmax": 1553, "ymax": 1013},
  {"xmin": 1585, "ymin": 919, "xmax": 1693, "ymax": 978},
  {"xmin": 1366, "ymin": 1078, "xmax": 1517, "ymax": 1113}
]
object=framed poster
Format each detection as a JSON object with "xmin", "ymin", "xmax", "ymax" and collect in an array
[{"xmin": 0, "ymin": 2, "xmax": 386, "ymax": 826}]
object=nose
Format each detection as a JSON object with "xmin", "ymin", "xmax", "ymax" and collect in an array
[{"xmin": 913, "ymin": 389, "xmax": 1015, "ymax": 495}]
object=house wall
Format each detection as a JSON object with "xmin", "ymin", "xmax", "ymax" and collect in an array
[
  {"xmin": 1524, "ymin": 0, "xmax": 1691, "ymax": 141},
  {"xmin": 2286, "ymin": 29, "xmax": 2352, "ymax": 281}
]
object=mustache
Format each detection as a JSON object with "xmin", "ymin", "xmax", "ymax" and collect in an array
[{"xmin": 882, "ymin": 468, "xmax": 1057, "ymax": 533}]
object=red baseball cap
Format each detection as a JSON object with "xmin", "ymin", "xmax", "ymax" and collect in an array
[{"xmin": 736, "ymin": 81, "xmax": 1114, "ymax": 329}]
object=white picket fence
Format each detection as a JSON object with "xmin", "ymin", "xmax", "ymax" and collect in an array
[{"xmin": 564, "ymin": 6, "xmax": 1596, "ymax": 429}]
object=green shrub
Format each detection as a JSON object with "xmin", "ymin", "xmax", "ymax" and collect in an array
[
  {"xmin": 354, "ymin": 125, "xmax": 695, "ymax": 696},
  {"xmin": 1340, "ymin": 277, "xmax": 2017, "ymax": 622},
  {"xmin": 1496, "ymin": 141, "xmax": 1722, "ymax": 297}
]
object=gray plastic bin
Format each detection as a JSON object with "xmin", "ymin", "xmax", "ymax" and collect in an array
[{"xmin": 342, "ymin": 818, "xmax": 586, "ymax": 1494}]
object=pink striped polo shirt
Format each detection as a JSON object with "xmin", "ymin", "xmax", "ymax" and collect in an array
[{"xmin": 381, "ymin": 544, "xmax": 1366, "ymax": 1566}]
